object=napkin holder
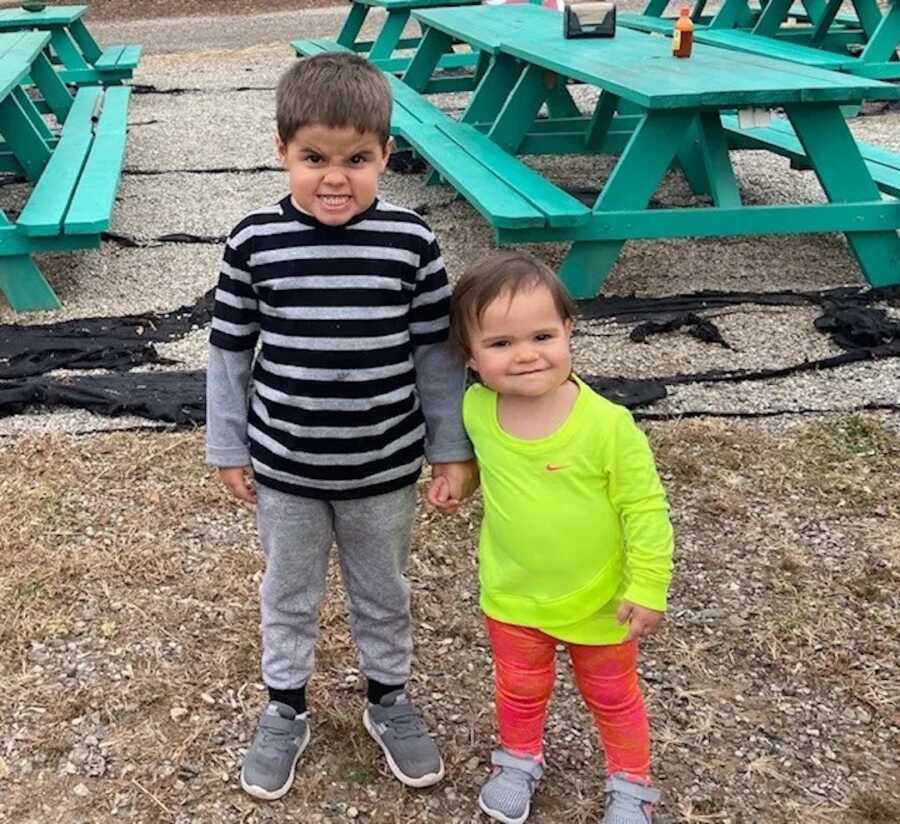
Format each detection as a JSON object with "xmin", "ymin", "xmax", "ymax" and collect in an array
[{"xmin": 564, "ymin": 1, "xmax": 616, "ymax": 38}]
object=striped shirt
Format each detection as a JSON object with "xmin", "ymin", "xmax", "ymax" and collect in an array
[{"xmin": 208, "ymin": 196, "xmax": 462, "ymax": 499}]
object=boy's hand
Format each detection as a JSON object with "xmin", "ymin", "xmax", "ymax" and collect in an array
[
  {"xmin": 218, "ymin": 465, "xmax": 257, "ymax": 505},
  {"xmin": 616, "ymin": 601, "xmax": 664, "ymax": 643},
  {"xmin": 426, "ymin": 460, "xmax": 479, "ymax": 514}
]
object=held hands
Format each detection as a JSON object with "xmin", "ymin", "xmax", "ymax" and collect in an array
[
  {"xmin": 616, "ymin": 601, "xmax": 664, "ymax": 643},
  {"xmin": 426, "ymin": 460, "xmax": 479, "ymax": 515},
  {"xmin": 218, "ymin": 465, "xmax": 257, "ymax": 505}
]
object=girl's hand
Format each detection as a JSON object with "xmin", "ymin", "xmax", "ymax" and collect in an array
[
  {"xmin": 218, "ymin": 465, "xmax": 257, "ymax": 505},
  {"xmin": 616, "ymin": 601, "xmax": 664, "ymax": 643},
  {"xmin": 426, "ymin": 474, "xmax": 458, "ymax": 514}
]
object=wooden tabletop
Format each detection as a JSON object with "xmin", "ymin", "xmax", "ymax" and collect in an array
[
  {"xmin": 0, "ymin": 5, "xmax": 86, "ymax": 27},
  {"xmin": 0, "ymin": 30, "xmax": 51, "ymax": 99},
  {"xmin": 413, "ymin": 4, "xmax": 900, "ymax": 107}
]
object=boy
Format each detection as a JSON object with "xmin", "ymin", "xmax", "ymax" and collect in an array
[{"xmin": 206, "ymin": 53, "xmax": 475, "ymax": 800}]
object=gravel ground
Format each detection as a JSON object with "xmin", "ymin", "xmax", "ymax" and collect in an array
[{"xmin": 2, "ymin": 5, "xmax": 898, "ymax": 431}]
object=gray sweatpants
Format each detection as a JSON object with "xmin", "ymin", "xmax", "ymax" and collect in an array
[{"xmin": 256, "ymin": 483, "xmax": 417, "ymax": 690}]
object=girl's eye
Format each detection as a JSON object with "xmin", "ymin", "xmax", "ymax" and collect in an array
[
  {"xmin": 489, "ymin": 340, "xmax": 509, "ymax": 348},
  {"xmin": 535, "ymin": 333, "xmax": 553, "ymax": 342}
]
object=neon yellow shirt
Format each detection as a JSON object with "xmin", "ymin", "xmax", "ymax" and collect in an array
[{"xmin": 463, "ymin": 376, "xmax": 674, "ymax": 644}]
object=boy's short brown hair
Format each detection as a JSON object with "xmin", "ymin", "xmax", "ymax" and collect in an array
[
  {"xmin": 276, "ymin": 53, "xmax": 392, "ymax": 146},
  {"xmin": 450, "ymin": 250, "xmax": 577, "ymax": 357}
]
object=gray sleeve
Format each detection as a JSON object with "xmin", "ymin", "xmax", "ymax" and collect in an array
[
  {"xmin": 206, "ymin": 344, "xmax": 254, "ymax": 467},
  {"xmin": 414, "ymin": 341, "xmax": 474, "ymax": 463}
]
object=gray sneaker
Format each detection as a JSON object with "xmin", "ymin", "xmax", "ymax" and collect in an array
[
  {"xmin": 603, "ymin": 774, "xmax": 660, "ymax": 824},
  {"xmin": 363, "ymin": 689, "xmax": 444, "ymax": 788},
  {"xmin": 240, "ymin": 701, "xmax": 310, "ymax": 800},
  {"xmin": 478, "ymin": 749, "xmax": 544, "ymax": 824}
]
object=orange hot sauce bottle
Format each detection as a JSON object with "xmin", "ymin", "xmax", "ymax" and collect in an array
[{"xmin": 673, "ymin": 6, "xmax": 694, "ymax": 58}]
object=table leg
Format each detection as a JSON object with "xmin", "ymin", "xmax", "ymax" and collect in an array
[
  {"xmin": 585, "ymin": 91, "xmax": 619, "ymax": 152},
  {"xmin": 810, "ymin": 0, "xmax": 844, "ymax": 44},
  {"xmin": 559, "ymin": 109, "xmax": 694, "ymax": 297},
  {"xmin": 546, "ymin": 85, "xmax": 582, "ymax": 120},
  {"xmin": 848, "ymin": 0, "xmax": 883, "ymax": 39},
  {"xmin": 489, "ymin": 64, "xmax": 559, "ymax": 153},
  {"xmin": 68, "ymin": 19, "xmax": 103, "ymax": 63},
  {"xmin": 401, "ymin": 27, "xmax": 452, "ymax": 92},
  {"xmin": 28, "ymin": 51, "xmax": 73, "ymax": 123},
  {"xmin": 462, "ymin": 53, "xmax": 522, "ymax": 126},
  {"xmin": 787, "ymin": 102, "xmax": 900, "ymax": 287},
  {"xmin": 336, "ymin": 1, "xmax": 370, "ymax": 48},
  {"xmin": 369, "ymin": 9, "xmax": 411, "ymax": 62},
  {"xmin": 49, "ymin": 29, "xmax": 91, "ymax": 73},
  {"xmin": 0, "ymin": 212, "xmax": 62, "ymax": 311},
  {"xmin": 0, "ymin": 94, "xmax": 51, "ymax": 181},
  {"xmin": 859, "ymin": 1, "xmax": 900, "ymax": 63},
  {"xmin": 643, "ymin": 0, "xmax": 671, "ymax": 15},
  {"xmin": 708, "ymin": 0, "xmax": 756, "ymax": 28},
  {"xmin": 752, "ymin": 0, "xmax": 793, "ymax": 34},
  {"xmin": 694, "ymin": 111, "xmax": 741, "ymax": 207}
]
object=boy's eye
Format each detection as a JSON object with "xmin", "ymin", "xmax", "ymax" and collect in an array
[
  {"xmin": 349, "ymin": 154, "xmax": 368, "ymax": 165},
  {"xmin": 304, "ymin": 153, "xmax": 323, "ymax": 164}
]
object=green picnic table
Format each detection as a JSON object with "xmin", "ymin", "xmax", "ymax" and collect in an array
[
  {"xmin": 0, "ymin": 4, "xmax": 141, "ymax": 85},
  {"xmin": 0, "ymin": 30, "xmax": 131, "ymax": 312},
  {"xmin": 692, "ymin": 0, "xmax": 900, "ymax": 79},
  {"xmin": 292, "ymin": 0, "xmax": 481, "ymax": 82},
  {"xmin": 394, "ymin": 4, "xmax": 900, "ymax": 297}
]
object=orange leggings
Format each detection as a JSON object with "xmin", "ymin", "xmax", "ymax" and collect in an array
[{"xmin": 487, "ymin": 617, "xmax": 651, "ymax": 778}]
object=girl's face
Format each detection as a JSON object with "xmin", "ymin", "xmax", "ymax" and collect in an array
[{"xmin": 467, "ymin": 285, "xmax": 573, "ymax": 399}]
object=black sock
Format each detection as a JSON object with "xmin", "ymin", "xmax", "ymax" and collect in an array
[
  {"xmin": 268, "ymin": 685, "xmax": 307, "ymax": 715},
  {"xmin": 367, "ymin": 678, "xmax": 406, "ymax": 705}
]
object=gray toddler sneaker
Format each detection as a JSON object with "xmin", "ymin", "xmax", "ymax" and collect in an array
[
  {"xmin": 363, "ymin": 689, "xmax": 445, "ymax": 787},
  {"xmin": 478, "ymin": 749, "xmax": 544, "ymax": 824},
  {"xmin": 603, "ymin": 774, "xmax": 660, "ymax": 824},
  {"xmin": 240, "ymin": 701, "xmax": 310, "ymax": 800}
]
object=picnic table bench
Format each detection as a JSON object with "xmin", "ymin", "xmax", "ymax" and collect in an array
[
  {"xmin": 292, "ymin": 0, "xmax": 481, "ymax": 85},
  {"xmin": 395, "ymin": 4, "xmax": 900, "ymax": 297},
  {"xmin": 0, "ymin": 4, "xmax": 141, "ymax": 86},
  {"xmin": 0, "ymin": 31, "xmax": 131, "ymax": 312}
]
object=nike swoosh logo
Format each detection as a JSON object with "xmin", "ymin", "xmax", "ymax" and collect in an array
[{"xmin": 545, "ymin": 464, "xmax": 570, "ymax": 472}]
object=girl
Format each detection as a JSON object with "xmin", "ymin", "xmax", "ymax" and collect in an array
[{"xmin": 428, "ymin": 251, "xmax": 674, "ymax": 824}]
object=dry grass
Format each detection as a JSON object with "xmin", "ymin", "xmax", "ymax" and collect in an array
[{"xmin": 1, "ymin": 414, "xmax": 898, "ymax": 823}]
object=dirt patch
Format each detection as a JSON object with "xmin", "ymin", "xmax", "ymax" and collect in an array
[
  {"xmin": 0, "ymin": 0, "xmax": 333, "ymax": 23},
  {"xmin": 1, "ymin": 415, "xmax": 898, "ymax": 823}
]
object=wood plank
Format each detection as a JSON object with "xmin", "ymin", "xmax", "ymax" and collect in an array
[
  {"xmin": 413, "ymin": 5, "xmax": 898, "ymax": 107},
  {"xmin": 18, "ymin": 132, "xmax": 91, "ymax": 236},
  {"xmin": 695, "ymin": 28, "xmax": 855, "ymax": 66},
  {"xmin": 400, "ymin": 122, "xmax": 549, "ymax": 228},
  {"xmin": 94, "ymin": 44, "xmax": 126, "ymax": 70},
  {"xmin": 0, "ymin": 5, "xmax": 86, "ymax": 27},
  {"xmin": 437, "ymin": 119, "xmax": 591, "ymax": 227}
]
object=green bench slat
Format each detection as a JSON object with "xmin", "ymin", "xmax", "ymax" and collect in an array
[
  {"xmin": 17, "ymin": 132, "xmax": 92, "ymax": 237},
  {"xmin": 385, "ymin": 73, "xmax": 447, "ymax": 125},
  {"xmin": 114, "ymin": 44, "xmax": 142, "ymax": 69},
  {"xmin": 63, "ymin": 85, "xmax": 103, "ymax": 134},
  {"xmin": 722, "ymin": 114, "xmax": 900, "ymax": 197},
  {"xmin": 695, "ymin": 29, "xmax": 856, "ymax": 68},
  {"xmin": 65, "ymin": 87, "xmax": 130, "ymax": 233},
  {"xmin": 292, "ymin": 38, "xmax": 351, "ymax": 57},
  {"xmin": 94, "ymin": 44, "xmax": 126, "ymax": 70},
  {"xmin": 401, "ymin": 122, "xmax": 548, "ymax": 228},
  {"xmin": 16, "ymin": 86, "xmax": 102, "ymax": 236},
  {"xmin": 436, "ymin": 119, "xmax": 590, "ymax": 228}
]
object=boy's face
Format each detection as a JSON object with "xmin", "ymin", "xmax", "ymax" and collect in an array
[
  {"xmin": 467, "ymin": 285, "xmax": 573, "ymax": 399},
  {"xmin": 277, "ymin": 124, "xmax": 391, "ymax": 226}
]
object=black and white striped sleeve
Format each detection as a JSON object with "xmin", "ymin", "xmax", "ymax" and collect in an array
[
  {"xmin": 209, "ymin": 225, "xmax": 259, "ymax": 352},
  {"xmin": 409, "ymin": 235, "xmax": 451, "ymax": 349}
]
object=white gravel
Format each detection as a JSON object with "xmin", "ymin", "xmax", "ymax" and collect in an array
[{"xmin": 1, "ymin": 5, "xmax": 898, "ymax": 436}]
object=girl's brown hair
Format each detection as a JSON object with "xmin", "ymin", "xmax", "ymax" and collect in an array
[{"xmin": 449, "ymin": 250, "xmax": 576, "ymax": 357}]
